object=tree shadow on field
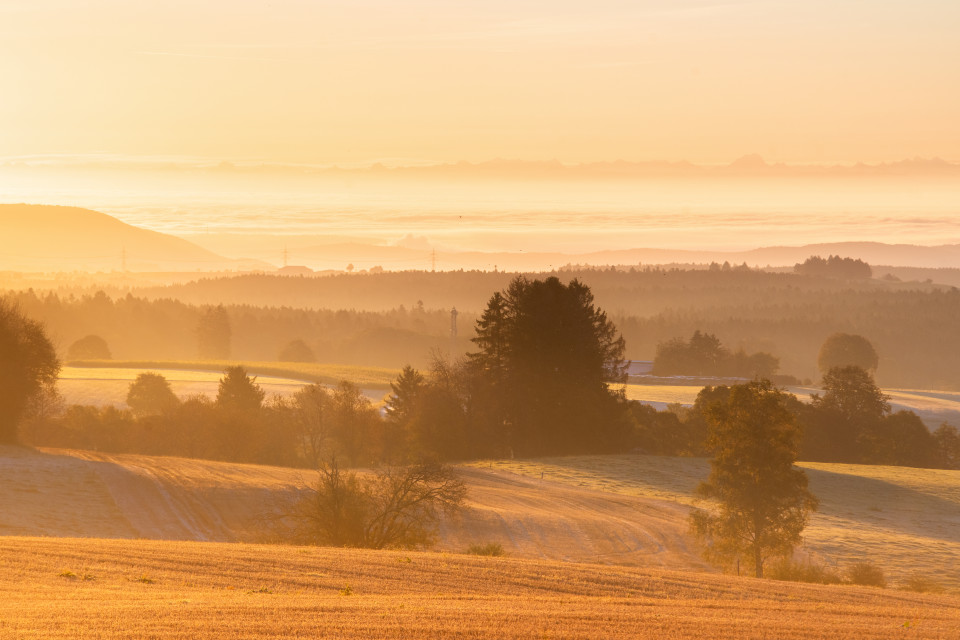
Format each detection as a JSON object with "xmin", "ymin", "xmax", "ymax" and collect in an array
[{"xmin": 802, "ymin": 465, "xmax": 960, "ymax": 544}]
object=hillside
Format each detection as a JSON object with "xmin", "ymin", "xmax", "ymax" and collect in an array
[
  {"xmin": 2, "ymin": 446, "xmax": 958, "ymax": 591},
  {"xmin": 480, "ymin": 455, "xmax": 960, "ymax": 590},
  {"xmin": 0, "ymin": 204, "xmax": 259, "ymax": 272},
  {"xmin": 0, "ymin": 446, "xmax": 704, "ymax": 572},
  {"xmin": 3, "ymin": 537, "xmax": 958, "ymax": 640}
]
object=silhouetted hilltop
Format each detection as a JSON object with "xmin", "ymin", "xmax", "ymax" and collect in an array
[{"xmin": 0, "ymin": 204, "xmax": 265, "ymax": 272}]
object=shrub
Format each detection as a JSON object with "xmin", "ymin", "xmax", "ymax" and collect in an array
[
  {"xmin": 900, "ymin": 574, "xmax": 945, "ymax": 594},
  {"xmin": 767, "ymin": 558, "xmax": 841, "ymax": 585},
  {"xmin": 283, "ymin": 457, "xmax": 466, "ymax": 549},
  {"xmin": 845, "ymin": 562, "xmax": 886, "ymax": 588},
  {"xmin": 465, "ymin": 542, "xmax": 505, "ymax": 557}
]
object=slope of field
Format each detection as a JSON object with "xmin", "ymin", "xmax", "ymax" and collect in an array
[
  {"xmin": 2, "ymin": 536, "xmax": 958, "ymax": 640},
  {"xmin": 0, "ymin": 446, "xmax": 704, "ymax": 572},
  {"xmin": 478, "ymin": 455, "xmax": 960, "ymax": 590}
]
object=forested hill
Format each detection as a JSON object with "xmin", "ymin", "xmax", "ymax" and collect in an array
[
  {"xmin": 6, "ymin": 268, "xmax": 959, "ymax": 389},
  {"xmin": 129, "ymin": 267, "xmax": 947, "ymax": 314}
]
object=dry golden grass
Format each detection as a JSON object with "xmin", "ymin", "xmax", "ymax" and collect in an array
[
  {"xmin": 1, "ymin": 536, "xmax": 957, "ymax": 639},
  {"xmin": 473, "ymin": 455, "xmax": 960, "ymax": 590}
]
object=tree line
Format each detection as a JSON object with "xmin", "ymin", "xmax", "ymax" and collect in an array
[{"xmin": 8, "ymin": 263, "xmax": 960, "ymax": 389}]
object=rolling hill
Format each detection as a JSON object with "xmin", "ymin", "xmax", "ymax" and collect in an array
[{"xmin": 0, "ymin": 204, "xmax": 261, "ymax": 272}]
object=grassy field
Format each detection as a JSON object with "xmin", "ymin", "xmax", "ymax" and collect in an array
[
  {"xmin": 67, "ymin": 360, "xmax": 400, "ymax": 389},
  {"xmin": 472, "ymin": 455, "xmax": 960, "ymax": 590},
  {"xmin": 59, "ymin": 361, "xmax": 399, "ymax": 408},
  {"xmin": 1, "ymin": 536, "xmax": 958, "ymax": 639}
]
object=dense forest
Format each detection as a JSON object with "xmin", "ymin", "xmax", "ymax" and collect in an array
[{"xmin": 5, "ymin": 266, "xmax": 959, "ymax": 388}]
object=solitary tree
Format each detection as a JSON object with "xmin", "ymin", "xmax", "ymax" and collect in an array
[
  {"xmin": 216, "ymin": 366, "xmax": 265, "ymax": 414},
  {"xmin": 278, "ymin": 339, "xmax": 316, "ymax": 363},
  {"xmin": 66, "ymin": 334, "xmax": 112, "ymax": 360},
  {"xmin": 0, "ymin": 301, "xmax": 60, "ymax": 443},
  {"xmin": 691, "ymin": 379, "xmax": 818, "ymax": 578},
  {"xmin": 126, "ymin": 372, "xmax": 180, "ymax": 417},
  {"xmin": 817, "ymin": 333, "xmax": 879, "ymax": 374}
]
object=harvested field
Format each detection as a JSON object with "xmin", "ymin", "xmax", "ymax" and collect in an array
[
  {"xmin": 1, "ymin": 536, "xmax": 957, "ymax": 639},
  {"xmin": 476, "ymin": 455, "xmax": 960, "ymax": 590}
]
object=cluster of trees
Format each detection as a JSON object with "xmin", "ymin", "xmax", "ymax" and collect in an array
[
  {"xmin": 794, "ymin": 255, "xmax": 872, "ymax": 279},
  {"xmin": 6, "ymin": 289, "xmax": 472, "ymax": 370},
  {"xmin": 629, "ymin": 366, "xmax": 960, "ymax": 470},
  {"xmin": 652, "ymin": 330, "xmax": 780, "ymax": 379},
  {"xmin": 383, "ymin": 277, "xmax": 630, "ymax": 459},
  {"xmin": 7, "ymin": 262, "xmax": 960, "ymax": 388},
  {"xmin": 24, "ymin": 368, "xmax": 384, "ymax": 468}
]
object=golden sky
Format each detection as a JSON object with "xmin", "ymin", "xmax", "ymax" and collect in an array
[{"xmin": 2, "ymin": 0, "xmax": 958, "ymax": 165}]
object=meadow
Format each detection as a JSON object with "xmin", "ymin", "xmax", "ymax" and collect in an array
[
  {"xmin": 1, "ymin": 536, "xmax": 957, "ymax": 640},
  {"xmin": 59, "ymin": 361, "xmax": 399, "ymax": 408}
]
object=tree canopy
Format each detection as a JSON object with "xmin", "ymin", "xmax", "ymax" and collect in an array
[
  {"xmin": 66, "ymin": 334, "xmax": 112, "ymax": 360},
  {"xmin": 0, "ymin": 301, "xmax": 60, "ymax": 443},
  {"xmin": 126, "ymin": 372, "xmax": 179, "ymax": 417},
  {"xmin": 817, "ymin": 333, "xmax": 879, "ymax": 374},
  {"xmin": 691, "ymin": 379, "xmax": 817, "ymax": 578}
]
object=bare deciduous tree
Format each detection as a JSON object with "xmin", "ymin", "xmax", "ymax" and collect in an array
[{"xmin": 280, "ymin": 458, "xmax": 466, "ymax": 549}]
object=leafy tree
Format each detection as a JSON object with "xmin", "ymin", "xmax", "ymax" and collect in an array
[
  {"xmin": 286, "ymin": 383, "xmax": 332, "ymax": 467},
  {"xmin": 126, "ymin": 372, "xmax": 180, "ymax": 417},
  {"xmin": 328, "ymin": 381, "xmax": 383, "ymax": 465},
  {"xmin": 216, "ymin": 366, "xmax": 265, "ymax": 414},
  {"xmin": 66, "ymin": 334, "xmax": 112, "ymax": 360},
  {"xmin": 197, "ymin": 305, "xmax": 231, "ymax": 359},
  {"xmin": 817, "ymin": 333, "xmax": 879, "ymax": 374},
  {"xmin": 933, "ymin": 424, "xmax": 960, "ymax": 469},
  {"xmin": 285, "ymin": 457, "xmax": 466, "ymax": 549},
  {"xmin": 0, "ymin": 301, "xmax": 61, "ymax": 443},
  {"xmin": 806, "ymin": 365, "xmax": 889, "ymax": 462},
  {"xmin": 468, "ymin": 276, "xmax": 628, "ymax": 456},
  {"xmin": 691, "ymin": 379, "xmax": 818, "ymax": 578},
  {"xmin": 653, "ymin": 330, "xmax": 779, "ymax": 378},
  {"xmin": 278, "ymin": 338, "xmax": 315, "ymax": 363}
]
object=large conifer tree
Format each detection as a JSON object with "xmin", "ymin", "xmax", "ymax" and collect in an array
[{"xmin": 468, "ymin": 276, "xmax": 627, "ymax": 455}]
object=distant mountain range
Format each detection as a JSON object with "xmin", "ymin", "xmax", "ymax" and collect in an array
[
  {"xmin": 0, "ymin": 204, "xmax": 267, "ymax": 272},
  {"xmin": 3, "ymin": 205, "xmax": 960, "ymax": 275},
  {"xmin": 6, "ymin": 155, "xmax": 960, "ymax": 179}
]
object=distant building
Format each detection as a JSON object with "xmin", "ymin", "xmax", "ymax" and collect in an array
[{"xmin": 626, "ymin": 360, "xmax": 654, "ymax": 376}]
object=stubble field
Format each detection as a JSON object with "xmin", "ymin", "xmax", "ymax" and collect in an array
[{"xmin": 1, "ymin": 536, "xmax": 958, "ymax": 640}]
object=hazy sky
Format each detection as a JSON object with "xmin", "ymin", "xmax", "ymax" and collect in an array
[{"xmin": 3, "ymin": 0, "xmax": 958, "ymax": 165}]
